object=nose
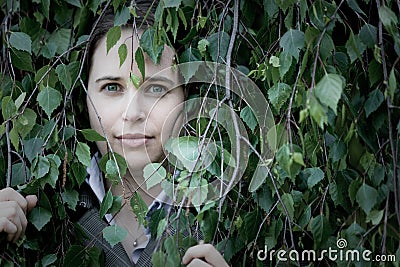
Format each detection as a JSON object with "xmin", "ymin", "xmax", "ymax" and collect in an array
[{"xmin": 122, "ymin": 91, "xmax": 146, "ymax": 122}]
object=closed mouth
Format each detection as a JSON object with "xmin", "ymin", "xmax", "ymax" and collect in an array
[{"xmin": 116, "ymin": 134, "xmax": 155, "ymax": 148}]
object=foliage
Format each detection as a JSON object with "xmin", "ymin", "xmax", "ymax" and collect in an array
[{"xmin": 1, "ymin": 0, "xmax": 400, "ymax": 266}]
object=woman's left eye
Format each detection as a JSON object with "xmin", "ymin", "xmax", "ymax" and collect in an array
[{"xmin": 148, "ymin": 85, "xmax": 167, "ymax": 94}]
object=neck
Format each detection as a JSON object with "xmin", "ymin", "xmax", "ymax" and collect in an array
[{"xmin": 106, "ymin": 172, "xmax": 162, "ymax": 207}]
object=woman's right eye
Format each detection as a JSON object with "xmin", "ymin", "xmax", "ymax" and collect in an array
[{"xmin": 103, "ymin": 83, "xmax": 120, "ymax": 92}]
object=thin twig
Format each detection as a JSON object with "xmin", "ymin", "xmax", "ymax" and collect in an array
[
  {"xmin": 375, "ymin": 0, "xmax": 400, "ymax": 228},
  {"xmin": 5, "ymin": 122, "xmax": 12, "ymax": 187}
]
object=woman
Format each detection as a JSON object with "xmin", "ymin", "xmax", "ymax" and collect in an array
[{"xmin": 0, "ymin": 1, "xmax": 228, "ymax": 266}]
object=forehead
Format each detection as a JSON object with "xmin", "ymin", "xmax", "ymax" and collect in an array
[{"xmin": 89, "ymin": 28, "xmax": 177, "ymax": 82}]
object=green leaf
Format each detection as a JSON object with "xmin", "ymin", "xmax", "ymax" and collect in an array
[
  {"xmin": 191, "ymin": 178, "xmax": 208, "ymax": 209},
  {"xmin": 130, "ymin": 73, "xmax": 141, "ymax": 89},
  {"xmin": 135, "ymin": 47, "xmax": 145, "ymax": 80},
  {"xmin": 9, "ymin": 32, "xmax": 32, "ymax": 53},
  {"xmin": 179, "ymin": 48, "xmax": 202, "ymax": 83},
  {"xmin": 314, "ymin": 73, "xmax": 344, "ymax": 114},
  {"xmin": 14, "ymin": 92, "xmax": 26, "ymax": 110},
  {"xmin": 130, "ymin": 191, "xmax": 148, "ymax": 227},
  {"xmin": 61, "ymin": 189, "xmax": 79, "ymax": 211},
  {"xmin": 109, "ymin": 195, "xmax": 122, "ymax": 214},
  {"xmin": 378, "ymin": 6, "xmax": 397, "ymax": 30},
  {"xmin": 118, "ymin": 43, "xmax": 127, "ymax": 67},
  {"xmin": 9, "ymin": 127, "xmax": 19, "ymax": 150},
  {"xmin": 165, "ymin": 236, "xmax": 181, "ymax": 266},
  {"xmin": 75, "ymin": 141, "xmax": 91, "ymax": 167},
  {"xmin": 356, "ymin": 183, "xmax": 378, "ymax": 214},
  {"xmin": 207, "ymin": 31, "xmax": 230, "ymax": 62},
  {"xmin": 102, "ymin": 225, "xmax": 128, "ymax": 248},
  {"xmin": 254, "ymin": 185, "xmax": 274, "ymax": 213},
  {"xmin": 366, "ymin": 210, "xmax": 384, "ymax": 225},
  {"xmin": 80, "ymin": 128, "xmax": 106, "ymax": 141},
  {"xmin": 23, "ymin": 138, "xmax": 44, "ymax": 162},
  {"xmin": 240, "ymin": 106, "xmax": 258, "ymax": 132},
  {"xmin": 33, "ymin": 156, "xmax": 50, "ymax": 179},
  {"xmin": 47, "ymin": 28, "xmax": 72, "ymax": 56},
  {"xmin": 29, "ymin": 207, "xmax": 52, "ymax": 231},
  {"xmin": 41, "ymin": 157, "xmax": 59, "ymax": 188},
  {"xmin": 310, "ymin": 96, "xmax": 328, "ymax": 129},
  {"xmin": 99, "ymin": 190, "xmax": 113, "ymax": 219},
  {"xmin": 178, "ymin": 7, "xmax": 187, "ymax": 29},
  {"xmin": 106, "ymin": 159, "xmax": 119, "ymax": 178},
  {"xmin": 56, "ymin": 64, "xmax": 72, "ymax": 91},
  {"xmin": 156, "ymin": 218, "xmax": 168, "ymax": 239},
  {"xmin": 36, "ymin": 86, "xmax": 62, "ymax": 118},
  {"xmin": 279, "ymin": 29, "xmax": 305, "ymax": 61},
  {"xmin": 359, "ymin": 24, "xmax": 377, "ymax": 49},
  {"xmin": 347, "ymin": 0, "xmax": 366, "ymax": 16},
  {"xmin": 41, "ymin": 254, "xmax": 57, "ymax": 267},
  {"xmin": 248, "ymin": 163, "xmax": 270, "ymax": 192},
  {"xmin": 276, "ymin": 144, "xmax": 303, "ymax": 178},
  {"xmin": 1, "ymin": 96, "xmax": 16, "ymax": 120},
  {"xmin": 10, "ymin": 48, "xmax": 33, "ymax": 72},
  {"xmin": 277, "ymin": 193, "xmax": 294, "ymax": 219},
  {"xmin": 140, "ymin": 28, "xmax": 164, "ymax": 64},
  {"xmin": 65, "ymin": 0, "xmax": 82, "ymax": 7},
  {"xmin": 41, "ymin": 0, "xmax": 50, "ymax": 19},
  {"xmin": 388, "ymin": 68, "xmax": 396, "ymax": 100},
  {"xmin": 310, "ymin": 215, "xmax": 331, "ymax": 246},
  {"xmin": 164, "ymin": 0, "xmax": 182, "ymax": 8},
  {"xmin": 152, "ymin": 251, "xmax": 166, "ymax": 267},
  {"xmin": 72, "ymin": 162, "xmax": 87, "ymax": 186},
  {"xmin": 106, "ymin": 26, "xmax": 121, "ymax": 53},
  {"xmin": 166, "ymin": 8, "xmax": 180, "ymax": 41},
  {"xmin": 165, "ymin": 136, "xmax": 216, "ymax": 172},
  {"xmin": 279, "ymin": 51, "xmax": 292, "ymax": 78},
  {"xmin": 114, "ymin": 6, "xmax": 130, "ymax": 26},
  {"xmin": 99, "ymin": 152, "xmax": 128, "ymax": 178},
  {"xmin": 364, "ymin": 89, "xmax": 384, "ymax": 118},
  {"xmin": 346, "ymin": 32, "xmax": 366, "ymax": 63},
  {"xmin": 268, "ymin": 83, "xmax": 292, "ymax": 111},
  {"xmin": 329, "ymin": 140, "xmax": 347, "ymax": 163},
  {"xmin": 265, "ymin": 219, "xmax": 283, "ymax": 249},
  {"xmin": 302, "ymin": 167, "xmax": 324, "ymax": 189},
  {"xmin": 11, "ymin": 163, "xmax": 30, "ymax": 186},
  {"xmin": 144, "ymin": 163, "xmax": 167, "ymax": 190}
]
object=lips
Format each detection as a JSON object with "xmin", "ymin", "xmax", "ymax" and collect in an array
[{"xmin": 116, "ymin": 133, "xmax": 154, "ymax": 148}]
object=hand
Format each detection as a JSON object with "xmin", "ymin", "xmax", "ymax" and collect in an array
[
  {"xmin": 182, "ymin": 243, "xmax": 229, "ymax": 267},
  {"xmin": 0, "ymin": 188, "xmax": 37, "ymax": 243}
]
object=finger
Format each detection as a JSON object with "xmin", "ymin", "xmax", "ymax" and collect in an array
[
  {"xmin": 0, "ymin": 188, "xmax": 28, "ymax": 213},
  {"xmin": 1, "ymin": 202, "xmax": 26, "ymax": 243},
  {"xmin": 186, "ymin": 258, "xmax": 212, "ymax": 267},
  {"xmin": 0, "ymin": 217, "xmax": 18, "ymax": 240},
  {"xmin": 6, "ymin": 205, "xmax": 26, "ymax": 243},
  {"xmin": 182, "ymin": 244, "xmax": 228, "ymax": 266},
  {"xmin": 25, "ymin": 195, "xmax": 38, "ymax": 211}
]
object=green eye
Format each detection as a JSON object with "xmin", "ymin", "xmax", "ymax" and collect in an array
[
  {"xmin": 150, "ymin": 85, "xmax": 166, "ymax": 94},
  {"xmin": 105, "ymin": 84, "xmax": 119, "ymax": 92}
]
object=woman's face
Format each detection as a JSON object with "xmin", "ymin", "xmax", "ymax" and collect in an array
[{"xmin": 87, "ymin": 28, "xmax": 184, "ymax": 175}]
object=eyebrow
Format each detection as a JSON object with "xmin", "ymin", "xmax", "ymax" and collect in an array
[
  {"xmin": 144, "ymin": 75, "xmax": 175, "ymax": 86},
  {"xmin": 95, "ymin": 76, "xmax": 123, "ymax": 83},
  {"xmin": 96, "ymin": 75, "xmax": 176, "ymax": 86}
]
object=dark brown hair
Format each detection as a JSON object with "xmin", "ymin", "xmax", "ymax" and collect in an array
[{"xmin": 87, "ymin": 0, "xmax": 159, "ymax": 73}]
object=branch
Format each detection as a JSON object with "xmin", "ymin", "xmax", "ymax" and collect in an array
[
  {"xmin": 5, "ymin": 122, "xmax": 11, "ymax": 187},
  {"xmin": 375, "ymin": 0, "xmax": 400, "ymax": 228}
]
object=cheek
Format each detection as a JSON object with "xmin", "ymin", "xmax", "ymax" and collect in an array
[{"xmin": 153, "ymin": 102, "xmax": 184, "ymax": 141}]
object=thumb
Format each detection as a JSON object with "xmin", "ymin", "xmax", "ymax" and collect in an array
[{"xmin": 25, "ymin": 195, "xmax": 38, "ymax": 212}]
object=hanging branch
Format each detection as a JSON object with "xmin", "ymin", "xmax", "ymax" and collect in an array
[{"xmin": 375, "ymin": 0, "xmax": 400, "ymax": 253}]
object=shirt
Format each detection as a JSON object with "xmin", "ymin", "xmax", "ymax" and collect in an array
[{"xmin": 86, "ymin": 154, "xmax": 170, "ymax": 264}]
